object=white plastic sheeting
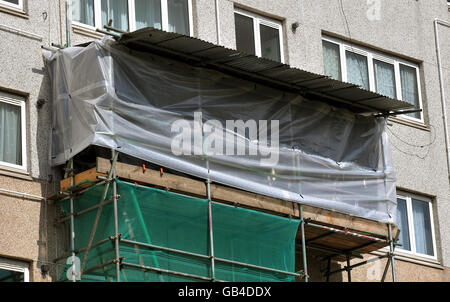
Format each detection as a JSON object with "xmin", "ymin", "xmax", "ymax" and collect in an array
[{"xmin": 44, "ymin": 37, "xmax": 397, "ymax": 223}]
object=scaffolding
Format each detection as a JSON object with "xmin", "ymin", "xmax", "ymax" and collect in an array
[{"xmin": 51, "ymin": 151, "xmax": 399, "ymax": 282}]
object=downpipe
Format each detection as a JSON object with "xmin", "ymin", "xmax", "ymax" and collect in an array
[{"xmin": 434, "ymin": 18, "xmax": 450, "ymax": 183}]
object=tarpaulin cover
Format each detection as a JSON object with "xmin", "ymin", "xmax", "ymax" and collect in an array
[
  {"xmin": 45, "ymin": 37, "xmax": 397, "ymax": 223},
  {"xmin": 59, "ymin": 180, "xmax": 300, "ymax": 282}
]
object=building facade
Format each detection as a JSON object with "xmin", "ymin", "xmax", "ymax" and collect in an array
[{"xmin": 0, "ymin": 0, "xmax": 449, "ymax": 281}]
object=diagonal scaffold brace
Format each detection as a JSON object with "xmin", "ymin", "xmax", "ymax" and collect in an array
[{"xmin": 79, "ymin": 150, "xmax": 120, "ymax": 280}]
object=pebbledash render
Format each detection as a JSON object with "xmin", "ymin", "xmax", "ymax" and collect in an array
[{"xmin": 0, "ymin": 0, "xmax": 449, "ymax": 282}]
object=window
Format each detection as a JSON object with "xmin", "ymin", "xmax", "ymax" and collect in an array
[
  {"xmin": 0, "ymin": 257, "xmax": 29, "ymax": 282},
  {"xmin": 0, "ymin": 0, "xmax": 22, "ymax": 10},
  {"xmin": 322, "ymin": 36, "xmax": 423, "ymax": 122},
  {"xmin": 395, "ymin": 192, "xmax": 437, "ymax": 259},
  {"xmin": 0, "ymin": 92, "xmax": 26, "ymax": 171},
  {"xmin": 72, "ymin": 0, "xmax": 193, "ymax": 35},
  {"xmin": 234, "ymin": 9, "xmax": 284, "ymax": 63}
]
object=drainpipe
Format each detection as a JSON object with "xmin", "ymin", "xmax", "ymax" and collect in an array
[
  {"xmin": 434, "ymin": 18, "xmax": 450, "ymax": 183},
  {"xmin": 215, "ymin": 0, "xmax": 221, "ymax": 45}
]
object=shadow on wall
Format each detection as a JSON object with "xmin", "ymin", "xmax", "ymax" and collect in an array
[
  {"xmin": 295, "ymin": 252, "xmax": 344, "ymax": 282},
  {"xmin": 36, "ymin": 68, "xmax": 66, "ymax": 282}
]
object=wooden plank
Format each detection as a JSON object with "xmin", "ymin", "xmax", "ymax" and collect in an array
[
  {"xmin": 96, "ymin": 157, "xmax": 297, "ymax": 216},
  {"xmin": 301, "ymin": 205, "xmax": 396, "ymax": 238},
  {"xmin": 96, "ymin": 157, "xmax": 396, "ymax": 239},
  {"xmin": 60, "ymin": 167, "xmax": 106, "ymax": 191}
]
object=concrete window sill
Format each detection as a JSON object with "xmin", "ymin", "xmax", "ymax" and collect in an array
[
  {"xmin": 0, "ymin": 165, "xmax": 32, "ymax": 181},
  {"xmin": 0, "ymin": 4, "xmax": 28, "ymax": 19},
  {"xmin": 72, "ymin": 23, "xmax": 104, "ymax": 40},
  {"xmin": 372, "ymin": 249, "xmax": 443, "ymax": 270},
  {"xmin": 388, "ymin": 116, "xmax": 430, "ymax": 132}
]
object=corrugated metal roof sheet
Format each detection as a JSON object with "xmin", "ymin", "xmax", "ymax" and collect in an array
[{"xmin": 118, "ymin": 27, "xmax": 413, "ymax": 114}]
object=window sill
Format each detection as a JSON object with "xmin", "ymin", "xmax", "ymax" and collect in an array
[
  {"xmin": 72, "ymin": 23, "xmax": 104, "ymax": 40},
  {"xmin": 388, "ymin": 116, "xmax": 430, "ymax": 132},
  {"xmin": 0, "ymin": 4, "xmax": 28, "ymax": 19},
  {"xmin": 0, "ymin": 165, "xmax": 32, "ymax": 181},
  {"xmin": 371, "ymin": 249, "xmax": 443, "ymax": 269}
]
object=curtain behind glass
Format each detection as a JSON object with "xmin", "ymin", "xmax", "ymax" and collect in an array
[
  {"xmin": 322, "ymin": 41, "xmax": 341, "ymax": 81},
  {"xmin": 168, "ymin": 0, "xmax": 189, "ymax": 35},
  {"xmin": 400, "ymin": 64, "xmax": 421, "ymax": 119},
  {"xmin": 102, "ymin": 0, "xmax": 129, "ymax": 31},
  {"xmin": 0, "ymin": 102, "xmax": 22, "ymax": 166},
  {"xmin": 135, "ymin": 0, "xmax": 161, "ymax": 30},
  {"xmin": 396, "ymin": 198, "xmax": 411, "ymax": 251},
  {"xmin": 260, "ymin": 24, "xmax": 281, "ymax": 62},
  {"xmin": 346, "ymin": 51, "xmax": 369, "ymax": 90},
  {"xmin": 72, "ymin": 0, "xmax": 95, "ymax": 26},
  {"xmin": 374, "ymin": 59, "xmax": 396, "ymax": 99},
  {"xmin": 412, "ymin": 199, "xmax": 434, "ymax": 256}
]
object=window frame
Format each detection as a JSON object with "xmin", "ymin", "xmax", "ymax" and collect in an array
[
  {"xmin": 322, "ymin": 36, "xmax": 424, "ymax": 123},
  {"xmin": 234, "ymin": 8, "xmax": 285, "ymax": 64},
  {"xmin": 0, "ymin": 92, "xmax": 27, "ymax": 172},
  {"xmin": 0, "ymin": 257, "xmax": 29, "ymax": 282},
  {"xmin": 72, "ymin": 0, "xmax": 193, "ymax": 36},
  {"xmin": 0, "ymin": 0, "xmax": 23, "ymax": 10},
  {"xmin": 395, "ymin": 192, "xmax": 437, "ymax": 261}
]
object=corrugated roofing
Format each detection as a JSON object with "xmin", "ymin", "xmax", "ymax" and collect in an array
[{"xmin": 117, "ymin": 27, "xmax": 413, "ymax": 114}]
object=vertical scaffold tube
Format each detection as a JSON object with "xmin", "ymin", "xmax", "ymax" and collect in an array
[
  {"xmin": 112, "ymin": 150, "xmax": 121, "ymax": 282},
  {"xmin": 69, "ymin": 158, "xmax": 75, "ymax": 282},
  {"xmin": 388, "ymin": 224, "xmax": 396, "ymax": 282},
  {"xmin": 206, "ymin": 161, "xmax": 215, "ymax": 281},
  {"xmin": 299, "ymin": 205, "xmax": 308, "ymax": 282}
]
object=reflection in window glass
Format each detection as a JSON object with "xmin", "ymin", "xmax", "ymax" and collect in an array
[
  {"xmin": 374, "ymin": 59, "xmax": 396, "ymax": 99},
  {"xmin": 135, "ymin": 0, "xmax": 161, "ymax": 30},
  {"xmin": 322, "ymin": 40, "xmax": 341, "ymax": 81},
  {"xmin": 72, "ymin": 0, "xmax": 95, "ymax": 27},
  {"xmin": 168, "ymin": 0, "xmax": 189, "ymax": 35},
  {"xmin": 101, "ymin": 0, "xmax": 129, "ymax": 32},
  {"xmin": 235, "ymin": 13, "xmax": 255, "ymax": 56},
  {"xmin": 400, "ymin": 64, "xmax": 421, "ymax": 119},
  {"xmin": 346, "ymin": 51, "xmax": 369, "ymax": 90},
  {"xmin": 412, "ymin": 199, "xmax": 434, "ymax": 256},
  {"xmin": 3, "ymin": 0, "xmax": 19, "ymax": 5},
  {"xmin": 396, "ymin": 198, "xmax": 411, "ymax": 251},
  {"xmin": 0, "ymin": 101, "xmax": 22, "ymax": 166},
  {"xmin": 260, "ymin": 24, "xmax": 281, "ymax": 62},
  {"xmin": 0, "ymin": 268, "xmax": 24, "ymax": 282}
]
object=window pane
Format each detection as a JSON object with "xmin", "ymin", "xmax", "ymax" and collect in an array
[
  {"xmin": 396, "ymin": 198, "xmax": 411, "ymax": 251},
  {"xmin": 260, "ymin": 24, "xmax": 281, "ymax": 62},
  {"xmin": 322, "ymin": 40, "xmax": 341, "ymax": 81},
  {"xmin": 3, "ymin": 0, "xmax": 19, "ymax": 5},
  {"xmin": 101, "ymin": 0, "xmax": 129, "ymax": 32},
  {"xmin": 168, "ymin": 0, "xmax": 189, "ymax": 35},
  {"xmin": 72, "ymin": 0, "xmax": 95, "ymax": 27},
  {"xmin": 135, "ymin": 0, "xmax": 161, "ymax": 30},
  {"xmin": 412, "ymin": 199, "xmax": 434, "ymax": 256},
  {"xmin": 0, "ymin": 268, "xmax": 24, "ymax": 282},
  {"xmin": 374, "ymin": 59, "xmax": 396, "ymax": 99},
  {"xmin": 346, "ymin": 51, "xmax": 369, "ymax": 90},
  {"xmin": 400, "ymin": 64, "xmax": 421, "ymax": 119},
  {"xmin": 0, "ymin": 101, "xmax": 22, "ymax": 166},
  {"xmin": 235, "ymin": 13, "xmax": 255, "ymax": 56}
]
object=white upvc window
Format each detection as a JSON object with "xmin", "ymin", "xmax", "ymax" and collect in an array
[
  {"xmin": 0, "ymin": 0, "xmax": 23, "ymax": 10},
  {"xmin": 395, "ymin": 192, "xmax": 437, "ymax": 261},
  {"xmin": 72, "ymin": 0, "xmax": 193, "ymax": 36},
  {"xmin": 234, "ymin": 8, "xmax": 284, "ymax": 63},
  {"xmin": 0, "ymin": 92, "xmax": 27, "ymax": 171},
  {"xmin": 0, "ymin": 257, "xmax": 29, "ymax": 282},
  {"xmin": 322, "ymin": 36, "xmax": 424, "ymax": 123}
]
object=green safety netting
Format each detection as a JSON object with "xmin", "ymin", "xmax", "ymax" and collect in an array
[{"xmin": 59, "ymin": 179, "xmax": 300, "ymax": 282}]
